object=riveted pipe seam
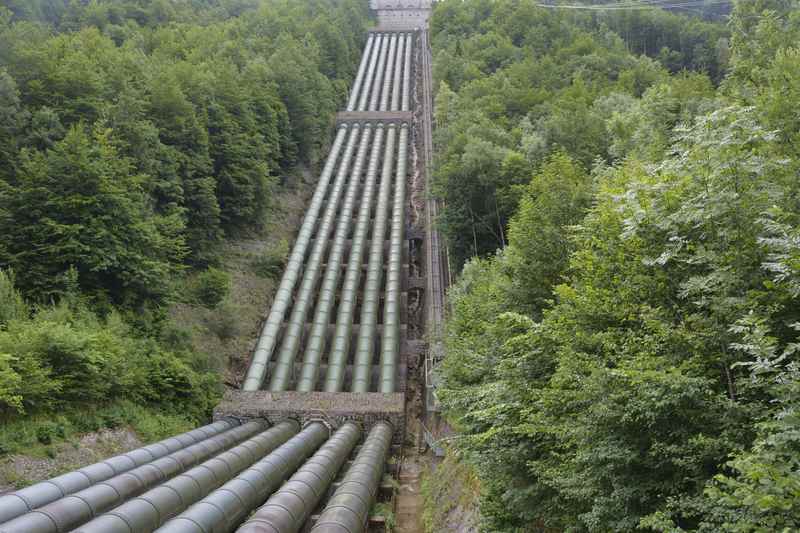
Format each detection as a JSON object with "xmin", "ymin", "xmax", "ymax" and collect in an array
[{"xmin": 268, "ymin": 126, "xmax": 361, "ymax": 392}]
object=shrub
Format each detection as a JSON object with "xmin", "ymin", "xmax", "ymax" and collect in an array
[
  {"xmin": 252, "ymin": 239, "xmax": 288, "ymax": 279},
  {"xmin": 0, "ymin": 270, "xmax": 27, "ymax": 327},
  {"xmin": 191, "ymin": 268, "xmax": 231, "ymax": 309}
]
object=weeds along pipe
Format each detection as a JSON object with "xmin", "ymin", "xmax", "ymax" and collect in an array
[
  {"xmin": 236, "ymin": 423, "xmax": 362, "ymax": 533},
  {"xmin": 268, "ymin": 126, "xmax": 361, "ymax": 391},
  {"xmin": 0, "ymin": 417, "xmax": 240, "ymax": 526},
  {"xmin": 401, "ymin": 32, "xmax": 413, "ymax": 112},
  {"xmin": 367, "ymin": 33, "xmax": 389, "ymax": 112},
  {"xmin": 378, "ymin": 33, "xmax": 397, "ymax": 112},
  {"xmin": 390, "ymin": 34, "xmax": 405, "ymax": 112},
  {"xmin": 309, "ymin": 422, "xmax": 393, "ymax": 533},
  {"xmin": 357, "ymin": 33, "xmax": 382, "ymax": 112},
  {"xmin": 72, "ymin": 421, "xmax": 300, "ymax": 533},
  {"xmin": 346, "ymin": 33, "xmax": 375, "ymax": 112},
  {"xmin": 297, "ymin": 125, "xmax": 373, "ymax": 392},
  {"xmin": 351, "ymin": 125, "xmax": 397, "ymax": 393},
  {"xmin": 324, "ymin": 125, "xmax": 386, "ymax": 392},
  {"xmin": 380, "ymin": 124, "xmax": 408, "ymax": 393},
  {"xmin": 0, "ymin": 420, "xmax": 269, "ymax": 533},
  {"xmin": 154, "ymin": 422, "xmax": 329, "ymax": 533},
  {"xmin": 243, "ymin": 125, "xmax": 349, "ymax": 391}
]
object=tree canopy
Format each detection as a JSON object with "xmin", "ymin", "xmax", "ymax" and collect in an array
[{"xmin": 433, "ymin": 0, "xmax": 800, "ymax": 530}]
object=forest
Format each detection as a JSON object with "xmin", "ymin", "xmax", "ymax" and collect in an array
[
  {"xmin": 432, "ymin": 0, "xmax": 800, "ymax": 531},
  {"xmin": 0, "ymin": 0, "xmax": 368, "ymax": 450}
]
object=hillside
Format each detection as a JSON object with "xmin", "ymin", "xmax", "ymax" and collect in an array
[{"xmin": 429, "ymin": 0, "xmax": 800, "ymax": 531}]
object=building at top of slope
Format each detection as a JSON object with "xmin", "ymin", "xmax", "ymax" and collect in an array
[{"xmin": 371, "ymin": 0, "xmax": 432, "ymax": 30}]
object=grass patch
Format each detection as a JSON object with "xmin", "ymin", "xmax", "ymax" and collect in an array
[
  {"xmin": 0, "ymin": 400, "xmax": 196, "ymax": 458},
  {"xmin": 372, "ymin": 501, "xmax": 396, "ymax": 532},
  {"xmin": 421, "ymin": 452, "xmax": 480, "ymax": 532}
]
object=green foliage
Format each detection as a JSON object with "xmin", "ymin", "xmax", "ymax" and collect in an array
[
  {"xmin": 0, "ymin": 399, "xmax": 195, "ymax": 457},
  {"xmin": 0, "ymin": 0, "xmax": 370, "ymax": 300},
  {"xmin": 190, "ymin": 267, "xmax": 231, "ymax": 309},
  {"xmin": 435, "ymin": 1, "xmax": 800, "ymax": 531},
  {"xmin": 0, "ymin": 269, "xmax": 27, "ymax": 326},
  {"xmin": 0, "ymin": 275, "xmax": 220, "ymax": 421},
  {"xmin": 252, "ymin": 239, "xmax": 289, "ymax": 279},
  {"xmin": 430, "ymin": 0, "xmax": 724, "ymax": 267},
  {"xmin": 506, "ymin": 152, "xmax": 592, "ymax": 316}
]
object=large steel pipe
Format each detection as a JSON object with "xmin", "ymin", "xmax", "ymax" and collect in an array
[
  {"xmin": 346, "ymin": 34, "xmax": 375, "ymax": 112},
  {"xmin": 1, "ymin": 420, "xmax": 269, "ymax": 533},
  {"xmin": 379, "ymin": 33, "xmax": 397, "ymax": 112},
  {"xmin": 72, "ymin": 421, "xmax": 300, "ymax": 533},
  {"xmin": 269, "ymin": 126, "xmax": 361, "ymax": 391},
  {"xmin": 367, "ymin": 34, "xmax": 388, "ymax": 112},
  {"xmin": 310, "ymin": 422, "xmax": 393, "ymax": 533},
  {"xmin": 236, "ymin": 423, "xmax": 361, "ymax": 533},
  {"xmin": 402, "ymin": 33, "xmax": 413, "ymax": 112},
  {"xmin": 243, "ymin": 126, "xmax": 349, "ymax": 391},
  {"xmin": 297, "ymin": 125, "xmax": 374, "ymax": 392},
  {"xmin": 351, "ymin": 124, "xmax": 397, "ymax": 392},
  {"xmin": 324, "ymin": 125, "xmax": 386, "ymax": 392},
  {"xmin": 357, "ymin": 34, "xmax": 383, "ymax": 112},
  {"xmin": 390, "ymin": 34, "xmax": 405, "ymax": 112},
  {"xmin": 0, "ymin": 418, "xmax": 239, "ymax": 526},
  {"xmin": 154, "ymin": 422, "xmax": 329, "ymax": 533},
  {"xmin": 380, "ymin": 124, "xmax": 408, "ymax": 393}
]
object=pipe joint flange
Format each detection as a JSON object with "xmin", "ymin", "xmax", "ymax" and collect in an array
[{"xmin": 304, "ymin": 416, "xmax": 334, "ymax": 438}]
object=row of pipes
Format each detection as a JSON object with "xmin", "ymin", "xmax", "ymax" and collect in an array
[
  {"xmin": 243, "ymin": 30, "xmax": 414, "ymax": 393},
  {"xmin": 0, "ymin": 419, "xmax": 394, "ymax": 533}
]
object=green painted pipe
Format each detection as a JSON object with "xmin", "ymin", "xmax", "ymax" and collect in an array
[
  {"xmin": 297, "ymin": 125, "xmax": 373, "ymax": 391},
  {"xmin": 391, "ymin": 34, "xmax": 405, "ymax": 111},
  {"xmin": 324, "ymin": 125, "xmax": 386, "ymax": 392},
  {"xmin": 380, "ymin": 124, "xmax": 408, "ymax": 393},
  {"xmin": 243, "ymin": 125, "xmax": 349, "ymax": 391},
  {"xmin": 379, "ymin": 33, "xmax": 397, "ymax": 112},
  {"xmin": 268, "ymin": 126, "xmax": 361, "ymax": 391},
  {"xmin": 236, "ymin": 423, "xmax": 361, "ymax": 533},
  {"xmin": 402, "ymin": 32, "xmax": 413, "ymax": 112},
  {"xmin": 351, "ymin": 124, "xmax": 397, "ymax": 392},
  {"xmin": 368, "ymin": 32, "xmax": 389, "ymax": 112},
  {"xmin": 309, "ymin": 422, "xmax": 393, "ymax": 533},
  {"xmin": 347, "ymin": 33, "xmax": 375, "ymax": 112},
  {"xmin": 358, "ymin": 33, "xmax": 383, "ymax": 111}
]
